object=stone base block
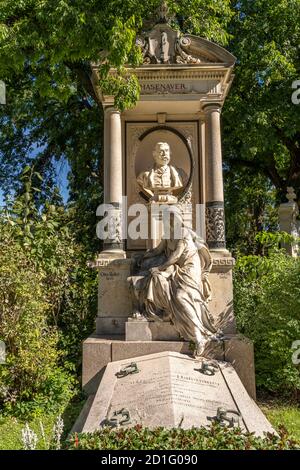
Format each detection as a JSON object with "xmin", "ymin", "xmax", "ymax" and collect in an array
[
  {"xmin": 210, "ymin": 251, "xmax": 236, "ymax": 335},
  {"xmin": 96, "ymin": 317, "xmax": 126, "ymax": 335},
  {"xmin": 82, "ymin": 336, "xmax": 113, "ymax": 396},
  {"xmin": 82, "ymin": 333, "xmax": 256, "ymax": 400},
  {"xmin": 126, "ymin": 319, "xmax": 180, "ymax": 341},
  {"xmin": 224, "ymin": 334, "xmax": 256, "ymax": 400}
]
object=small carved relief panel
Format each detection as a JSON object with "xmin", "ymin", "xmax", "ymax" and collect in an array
[{"xmin": 206, "ymin": 203, "xmax": 226, "ymax": 249}]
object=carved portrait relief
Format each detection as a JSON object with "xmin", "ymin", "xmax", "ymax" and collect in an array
[
  {"xmin": 134, "ymin": 129, "xmax": 192, "ymax": 203},
  {"xmin": 126, "ymin": 123, "xmax": 200, "ymax": 251},
  {"xmin": 137, "ymin": 141, "xmax": 187, "ymax": 203}
]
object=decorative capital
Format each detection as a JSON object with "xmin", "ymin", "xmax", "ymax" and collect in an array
[
  {"xmin": 202, "ymin": 103, "xmax": 222, "ymax": 114},
  {"xmin": 104, "ymin": 106, "xmax": 121, "ymax": 116}
]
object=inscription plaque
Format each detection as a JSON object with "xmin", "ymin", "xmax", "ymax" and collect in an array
[{"xmin": 81, "ymin": 352, "xmax": 275, "ymax": 436}]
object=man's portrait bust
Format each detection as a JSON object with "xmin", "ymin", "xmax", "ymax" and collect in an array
[{"xmin": 137, "ymin": 142, "xmax": 187, "ymax": 202}]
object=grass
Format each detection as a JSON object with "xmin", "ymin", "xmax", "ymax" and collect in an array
[
  {"xmin": 0, "ymin": 400, "xmax": 84, "ymax": 450},
  {"xmin": 0, "ymin": 398, "xmax": 299, "ymax": 450},
  {"xmin": 259, "ymin": 399, "xmax": 300, "ymax": 441},
  {"xmin": 0, "ymin": 415, "xmax": 55, "ymax": 450}
]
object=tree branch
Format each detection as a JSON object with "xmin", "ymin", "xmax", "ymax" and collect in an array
[
  {"xmin": 65, "ymin": 61, "xmax": 100, "ymax": 106},
  {"xmin": 226, "ymin": 155, "xmax": 285, "ymax": 191}
]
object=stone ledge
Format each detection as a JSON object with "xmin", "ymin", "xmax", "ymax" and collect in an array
[
  {"xmin": 88, "ymin": 257, "xmax": 130, "ymax": 268},
  {"xmin": 82, "ymin": 333, "xmax": 255, "ymax": 400},
  {"xmin": 126, "ymin": 319, "xmax": 180, "ymax": 341},
  {"xmin": 96, "ymin": 317, "xmax": 127, "ymax": 335}
]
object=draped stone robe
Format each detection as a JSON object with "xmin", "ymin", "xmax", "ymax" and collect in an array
[{"xmin": 128, "ymin": 231, "xmax": 216, "ymax": 345}]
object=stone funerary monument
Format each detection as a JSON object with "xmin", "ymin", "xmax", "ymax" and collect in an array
[{"xmin": 75, "ymin": 3, "xmax": 274, "ymax": 435}]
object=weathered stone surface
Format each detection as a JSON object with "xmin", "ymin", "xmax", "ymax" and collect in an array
[
  {"xmin": 82, "ymin": 334, "xmax": 255, "ymax": 398},
  {"xmin": 209, "ymin": 252, "xmax": 236, "ymax": 334},
  {"xmin": 82, "ymin": 335, "xmax": 113, "ymax": 395},
  {"xmin": 112, "ymin": 339, "xmax": 191, "ymax": 362},
  {"xmin": 95, "ymin": 259, "xmax": 132, "ymax": 335},
  {"xmin": 126, "ymin": 319, "xmax": 180, "ymax": 341},
  {"xmin": 79, "ymin": 351, "xmax": 274, "ymax": 437},
  {"xmin": 97, "ymin": 260, "xmax": 132, "ymax": 316},
  {"xmin": 83, "ymin": 335, "xmax": 191, "ymax": 394},
  {"xmin": 96, "ymin": 317, "xmax": 127, "ymax": 336},
  {"xmin": 224, "ymin": 334, "xmax": 256, "ymax": 400}
]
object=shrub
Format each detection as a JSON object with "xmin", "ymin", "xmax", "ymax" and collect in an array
[
  {"xmin": 0, "ymin": 179, "xmax": 97, "ymax": 417},
  {"xmin": 0, "ymin": 220, "xmax": 75, "ymax": 416},
  {"xmin": 234, "ymin": 249, "xmax": 300, "ymax": 395},
  {"xmin": 66, "ymin": 424, "xmax": 299, "ymax": 450}
]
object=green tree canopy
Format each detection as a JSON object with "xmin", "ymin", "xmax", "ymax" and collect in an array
[
  {"xmin": 1, "ymin": 0, "xmax": 299, "ymax": 251},
  {"xmin": 0, "ymin": 0, "xmax": 233, "ymax": 187},
  {"xmin": 223, "ymin": 0, "xmax": 300, "ymax": 205},
  {"xmin": 0, "ymin": 0, "xmax": 233, "ymax": 245}
]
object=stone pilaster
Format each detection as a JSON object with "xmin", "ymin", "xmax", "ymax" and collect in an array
[
  {"xmin": 102, "ymin": 107, "xmax": 124, "ymax": 252},
  {"xmin": 204, "ymin": 104, "xmax": 226, "ymax": 249}
]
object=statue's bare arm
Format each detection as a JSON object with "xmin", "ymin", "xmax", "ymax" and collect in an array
[
  {"xmin": 143, "ymin": 239, "xmax": 166, "ymax": 259},
  {"xmin": 158, "ymin": 239, "xmax": 185, "ymax": 270}
]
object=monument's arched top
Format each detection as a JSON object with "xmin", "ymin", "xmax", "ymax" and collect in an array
[
  {"xmin": 92, "ymin": 0, "xmax": 236, "ymax": 113},
  {"xmin": 136, "ymin": 23, "xmax": 236, "ymax": 68},
  {"xmin": 92, "ymin": 20, "xmax": 236, "ymax": 114}
]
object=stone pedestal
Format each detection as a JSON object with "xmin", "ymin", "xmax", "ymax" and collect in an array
[
  {"xmin": 210, "ymin": 251, "xmax": 236, "ymax": 334},
  {"xmin": 147, "ymin": 201, "xmax": 193, "ymax": 250},
  {"xmin": 89, "ymin": 258, "xmax": 132, "ymax": 335},
  {"xmin": 78, "ymin": 351, "xmax": 272, "ymax": 436},
  {"xmin": 82, "ymin": 333, "xmax": 256, "ymax": 400},
  {"xmin": 90, "ymin": 253, "xmax": 236, "ymax": 336},
  {"xmin": 126, "ymin": 319, "xmax": 180, "ymax": 341}
]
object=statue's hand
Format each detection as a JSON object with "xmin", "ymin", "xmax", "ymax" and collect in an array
[{"xmin": 150, "ymin": 266, "xmax": 161, "ymax": 275}]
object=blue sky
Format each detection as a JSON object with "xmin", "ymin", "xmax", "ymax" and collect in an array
[
  {"xmin": 54, "ymin": 158, "xmax": 70, "ymax": 204},
  {"xmin": 0, "ymin": 158, "xmax": 70, "ymax": 207}
]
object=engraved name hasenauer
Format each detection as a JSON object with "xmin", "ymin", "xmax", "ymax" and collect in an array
[{"xmin": 141, "ymin": 82, "xmax": 189, "ymax": 94}]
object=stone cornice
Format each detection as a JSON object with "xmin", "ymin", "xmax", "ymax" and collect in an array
[
  {"xmin": 211, "ymin": 257, "xmax": 235, "ymax": 273},
  {"xmin": 90, "ymin": 32, "xmax": 235, "ymax": 108},
  {"xmin": 91, "ymin": 64, "xmax": 232, "ymax": 81},
  {"xmin": 133, "ymin": 69, "xmax": 229, "ymax": 81}
]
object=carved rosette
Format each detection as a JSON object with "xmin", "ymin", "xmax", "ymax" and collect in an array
[
  {"xmin": 176, "ymin": 37, "xmax": 208, "ymax": 65},
  {"xmin": 206, "ymin": 202, "xmax": 226, "ymax": 249}
]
